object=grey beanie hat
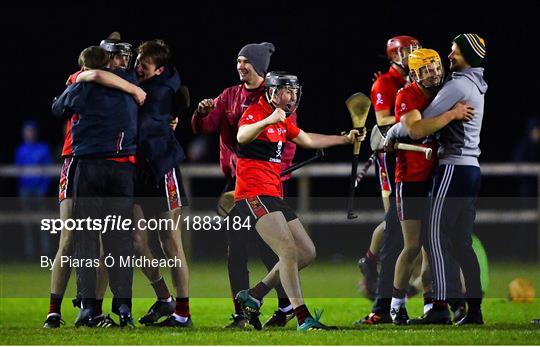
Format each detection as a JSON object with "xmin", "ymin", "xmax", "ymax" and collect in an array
[{"xmin": 238, "ymin": 42, "xmax": 275, "ymax": 77}]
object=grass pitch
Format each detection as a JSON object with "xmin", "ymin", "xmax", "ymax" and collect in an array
[{"xmin": 1, "ymin": 261, "xmax": 539, "ymax": 345}]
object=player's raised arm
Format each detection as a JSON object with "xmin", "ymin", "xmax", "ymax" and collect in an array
[{"xmin": 237, "ymin": 108, "xmax": 286, "ymax": 144}]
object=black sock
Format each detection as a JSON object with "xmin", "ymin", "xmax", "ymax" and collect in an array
[
  {"xmin": 278, "ymin": 297, "xmax": 292, "ymax": 311},
  {"xmin": 48, "ymin": 293, "xmax": 63, "ymax": 315},
  {"xmin": 467, "ymin": 298, "xmax": 482, "ymax": 313},
  {"xmin": 433, "ymin": 300, "xmax": 448, "ymax": 310},
  {"xmin": 392, "ymin": 286, "xmax": 407, "ymax": 299}
]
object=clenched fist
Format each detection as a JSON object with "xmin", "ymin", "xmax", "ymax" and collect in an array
[
  {"xmin": 197, "ymin": 99, "xmax": 215, "ymax": 116},
  {"xmin": 265, "ymin": 108, "xmax": 287, "ymax": 125}
]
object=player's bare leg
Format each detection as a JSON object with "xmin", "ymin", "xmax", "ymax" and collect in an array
[
  {"xmin": 258, "ymin": 218, "xmax": 316, "ymax": 289},
  {"xmin": 133, "ymin": 204, "xmax": 179, "ymax": 326},
  {"xmin": 44, "ymin": 199, "xmax": 73, "ymax": 328},
  {"xmin": 390, "ymin": 219, "xmax": 421, "ymax": 324},
  {"xmin": 156, "ymin": 207, "xmax": 191, "ymax": 327},
  {"xmin": 236, "ymin": 212, "xmax": 333, "ymax": 330}
]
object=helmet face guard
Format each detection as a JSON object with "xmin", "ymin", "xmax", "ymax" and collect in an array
[
  {"xmin": 387, "ymin": 36, "xmax": 421, "ymax": 70},
  {"xmin": 99, "ymin": 40, "xmax": 133, "ymax": 69},
  {"xmin": 410, "ymin": 60, "xmax": 444, "ymax": 89},
  {"xmin": 264, "ymin": 71, "xmax": 302, "ymax": 115},
  {"xmin": 408, "ymin": 48, "xmax": 444, "ymax": 90}
]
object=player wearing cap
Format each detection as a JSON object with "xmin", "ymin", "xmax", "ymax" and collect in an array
[
  {"xmin": 192, "ymin": 43, "xmax": 297, "ymax": 328},
  {"xmin": 387, "ymin": 34, "xmax": 487, "ymax": 325},
  {"xmin": 385, "ymin": 48, "xmax": 442, "ymax": 324},
  {"xmin": 232, "ymin": 71, "xmax": 364, "ymax": 331}
]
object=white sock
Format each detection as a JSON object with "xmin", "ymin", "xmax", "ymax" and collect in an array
[
  {"xmin": 390, "ymin": 297, "xmax": 406, "ymax": 319},
  {"xmin": 172, "ymin": 313, "xmax": 189, "ymax": 323},
  {"xmin": 424, "ymin": 302, "xmax": 433, "ymax": 314},
  {"xmin": 279, "ymin": 304, "xmax": 293, "ymax": 313}
]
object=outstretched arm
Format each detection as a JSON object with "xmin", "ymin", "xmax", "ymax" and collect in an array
[{"xmin": 292, "ymin": 129, "xmax": 363, "ymax": 149}]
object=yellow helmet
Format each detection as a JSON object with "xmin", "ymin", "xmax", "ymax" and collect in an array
[{"xmin": 408, "ymin": 48, "xmax": 444, "ymax": 88}]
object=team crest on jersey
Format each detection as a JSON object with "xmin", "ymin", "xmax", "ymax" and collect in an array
[
  {"xmin": 246, "ymin": 115, "xmax": 254, "ymax": 121},
  {"xmin": 277, "ymin": 128, "xmax": 283, "ymax": 135},
  {"xmin": 400, "ymin": 103, "xmax": 407, "ymax": 111},
  {"xmin": 376, "ymin": 93, "xmax": 384, "ymax": 105}
]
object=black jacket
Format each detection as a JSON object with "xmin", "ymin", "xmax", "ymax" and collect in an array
[
  {"xmin": 137, "ymin": 66, "xmax": 186, "ymax": 180},
  {"xmin": 52, "ymin": 69, "xmax": 138, "ymax": 158}
]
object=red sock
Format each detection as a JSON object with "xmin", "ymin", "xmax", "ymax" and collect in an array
[
  {"xmin": 249, "ymin": 282, "xmax": 271, "ymax": 302},
  {"xmin": 366, "ymin": 250, "xmax": 378, "ymax": 262},
  {"xmin": 48, "ymin": 294, "xmax": 63, "ymax": 315},
  {"xmin": 151, "ymin": 277, "xmax": 171, "ymax": 300},
  {"xmin": 175, "ymin": 297, "xmax": 190, "ymax": 317},
  {"xmin": 294, "ymin": 304, "xmax": 312, "ymax": 325}
]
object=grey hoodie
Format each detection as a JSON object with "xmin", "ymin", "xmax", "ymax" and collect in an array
[{"xmin": 423, "ymin": 67, "xmax": 488, "ymax": 166}]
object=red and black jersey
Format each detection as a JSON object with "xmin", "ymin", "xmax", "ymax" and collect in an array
[
  {"xmin": 394, "ymin": 81, "xmax": 437, "ymax": 183},
  {"xmin": 234, "ymin": 97, "xmax": 301, "ymax": 201},
  {"xmin": 371, "ymin": 65, "xmax": 407, "ymax": 113},
  {"xmin": 191, "ymin": 83, "xmax": 297, "ymax": 180},
  {"xmin": 61, "ymin": 70, "xmax": 83, "ymax": 157}
]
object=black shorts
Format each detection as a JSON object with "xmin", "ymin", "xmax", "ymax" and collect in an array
[
  {"xmin": 396, "ymin": 181, "xmax": 431, "ymax": 221},
  {"xmin": 59, "ymin": 156, "xmax": 78, "ymax": 203},
  {"xmin": 135, "ymin": 165, "xmax": 189, "ymax": 215},
  {"xmin": 230, "ymin": 195, "xmax": 298, "ymax": 224}
]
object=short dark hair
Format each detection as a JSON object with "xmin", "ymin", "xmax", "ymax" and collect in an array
[
  {"xmin": 137, "ymin": 39, "xmax": 170, "ymax": 68},
  {"xmin": 78, "ymin": 46, "xmax": 109, "ymax": 69}
]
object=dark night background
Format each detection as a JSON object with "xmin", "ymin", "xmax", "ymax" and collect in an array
[
  {"xmin": 0, "ymin": 2, "xmax": 538, "ymax": 261},
  {"xmin": 1, "ymin": 1, "xmax": 539, "ymax": 196}
]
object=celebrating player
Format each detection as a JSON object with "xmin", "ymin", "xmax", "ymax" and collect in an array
[
  {"xmin": 77, "ymin": 39, "xmax": 192, "ymax": 327},
  {"xmin": 358, "ymin": 35, "xmax": 421, "ymax": 301},
  {"xmin": 356, "ymin": 35, "xmax": 420, "ymax": 325},
  {"xmin": 191, "ymin": 42, "xmax": 297, "ymax": 328},
  {"xmin": 384, "ymin": 48, "xmax": 442, "ymax": 324},
  {"xmin": 232, "ymin": 71, "xmax": 365, "ymax": 331},
  {"xmin": 52, "ymin": 45, "xmax": 139, "ymax": 328},
  {"xmin": 387, "ymin": 34, "xmax": 487, "ymax": 325},
  {"xmin": 43, "ymin": 34, "xmax": 144, "ymax": 328}
]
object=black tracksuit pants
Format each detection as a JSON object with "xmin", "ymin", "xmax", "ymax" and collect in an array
[
  {"xmin": 426, "ymin": 164, "xmax": 482, "ymax": 307},
  {"xmin": 73, "ymin": 159, "xmax": 135, "ymax": 312}
]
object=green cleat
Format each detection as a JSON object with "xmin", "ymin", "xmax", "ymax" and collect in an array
[
  {"xmin": 235, "ymin": 290, "xmax": 262, "ymax": 330},
  {"xmin": 297, "ymin": 309, "xmax": 337, "ymax": 331}
]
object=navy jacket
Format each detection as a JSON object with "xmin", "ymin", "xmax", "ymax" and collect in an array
[
  {"xmin": 52, "ymin": 69, "xmax": 138, "ymax": 158},
  {"xmin": 138, "ymin": 66, "xmax": 186, "ymax": 180}
]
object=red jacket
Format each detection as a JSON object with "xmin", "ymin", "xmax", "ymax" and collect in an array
[{"xmin": 191, "ymin": 83, "xmax": 296, "ymax": 180}]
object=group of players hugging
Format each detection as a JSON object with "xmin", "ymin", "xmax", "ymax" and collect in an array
[{"xmin": 44, "ymin": 30, "xmax": 488, "ymax": 331}]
